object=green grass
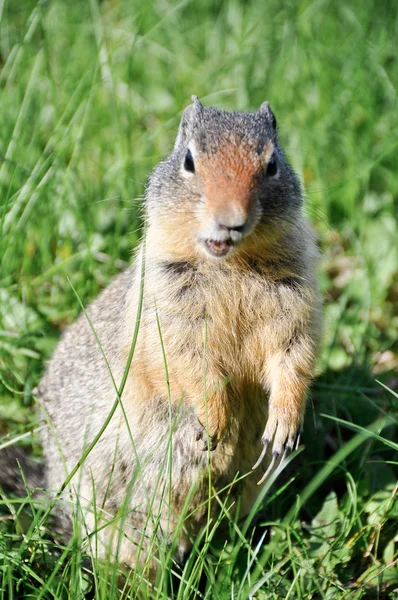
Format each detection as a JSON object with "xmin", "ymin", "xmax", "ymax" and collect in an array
[{"xmin": 0, "ymin": 0, "xmax": 397, "ymax": 597}]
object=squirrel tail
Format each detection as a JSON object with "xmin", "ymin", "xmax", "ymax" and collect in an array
[{"xmin": 0, "ymin": 446, "xmax": 44, "ymax": 496}]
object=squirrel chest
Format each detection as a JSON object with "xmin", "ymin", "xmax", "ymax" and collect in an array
[{"xmin": 132, "ymin": 257, "xmax": 308, "ymax": 414}]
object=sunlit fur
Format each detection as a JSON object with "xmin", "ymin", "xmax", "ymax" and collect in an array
[{"xmin": 37, "ymin": 99, "xmax": 322, "ymax": 577}]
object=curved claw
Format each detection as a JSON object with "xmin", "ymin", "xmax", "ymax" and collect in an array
[
  {"xmin": 252, "ymin": 439, "xmax": 269, "ymax": 470},
  {"xmin": 255, "ymin": 427, "xmax": 303, "ymax": 485},
  {"xmin": 281, "ymin": 444, "xmax": 290, "ymax": 463},
  {"xmin": 257, "ymin": 451, "xmax": 280, "ymax": 486},
  {"xmin": 280, "ymin": 429, "xmax": 303, "ymax": 464}
]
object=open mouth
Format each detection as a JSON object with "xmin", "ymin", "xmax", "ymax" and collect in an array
[{"xmin": 204, "ymin": 239, "xmax": 233, "ymax": 257}]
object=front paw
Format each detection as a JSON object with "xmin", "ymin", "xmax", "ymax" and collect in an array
[
  {"xmin": 194, "ymin": 422, "xmax": 218, "ymax": 451},
  {"xmin": 253, "ymin": 411, "xmax": 302, "ymax": 485}
]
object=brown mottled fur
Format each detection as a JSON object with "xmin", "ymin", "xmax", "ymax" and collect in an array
[{"xmin": 35, "ymin": 98, "xmax": 321, "ymax": 576}]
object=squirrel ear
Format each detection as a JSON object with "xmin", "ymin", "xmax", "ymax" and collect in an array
[
  {"xmin": 174, "ymin": 96, "xmax": 203, "ymax": 149},
  {"xmin": 191, "ymin": 95, "xmax": 203, "ymax": 111},
  {"xmin": 174, "ymin": 103, "xmax": 195, "ymax": 149},
  {"xmin": 258, "ymin": 101, "xmax": 277, "ymax": 130}
]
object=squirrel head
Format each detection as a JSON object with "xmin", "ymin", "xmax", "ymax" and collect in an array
[{"xmin": 146, "ymin": 98, "xmax": 303, "ymax": 262}]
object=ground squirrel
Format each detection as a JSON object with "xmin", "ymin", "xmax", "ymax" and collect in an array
[{"xmin": 35, "ymin": 97, "xmax": 321, "ymax": 574}]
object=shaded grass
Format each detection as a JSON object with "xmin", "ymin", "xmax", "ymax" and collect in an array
[{"xmin": 0, "ymin": 0, "xmax": 397, "ymax": 597}]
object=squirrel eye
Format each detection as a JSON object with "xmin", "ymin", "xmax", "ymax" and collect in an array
[
  {"xmin": 184, "ymin": 149, "xmax": 195, "ymax": 173},
  {"xmin": 266, "ymin": 154, "xmax": 278, "ymax": 177}
]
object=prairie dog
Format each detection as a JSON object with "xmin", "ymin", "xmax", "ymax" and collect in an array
[{"xmin": 36, "ymin": 97, "xmax": 321, "ymax": 573}]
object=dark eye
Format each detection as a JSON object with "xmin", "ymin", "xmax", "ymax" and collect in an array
[
  {"xmin": 266, "ymin": 154, "xmax": 278, "ymax": 177},
  {"xmin": 184, "ymin": 149, "xmax": 195, "ymax": 173}
]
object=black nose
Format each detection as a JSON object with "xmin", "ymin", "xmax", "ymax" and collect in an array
[{"xmin": 218, "ymin": 221, "xmax": 247, "ymax": 233}]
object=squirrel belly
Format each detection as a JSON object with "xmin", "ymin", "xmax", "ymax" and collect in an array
[{"xmin": 36, "ymin": 97, "xmax": 322, "ymax": 574}]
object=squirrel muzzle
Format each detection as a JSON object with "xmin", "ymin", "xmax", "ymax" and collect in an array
[
  {"xmin": 198, "ymin": 196, "xmax": 255, "ymax": 258},
  {"xmin": 197, "ymin": 157, "xmax": 260, "ymax": 258},
  {"xmin": 195, "ymin": 140, "xmax": 274, "ymax": 258}
]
